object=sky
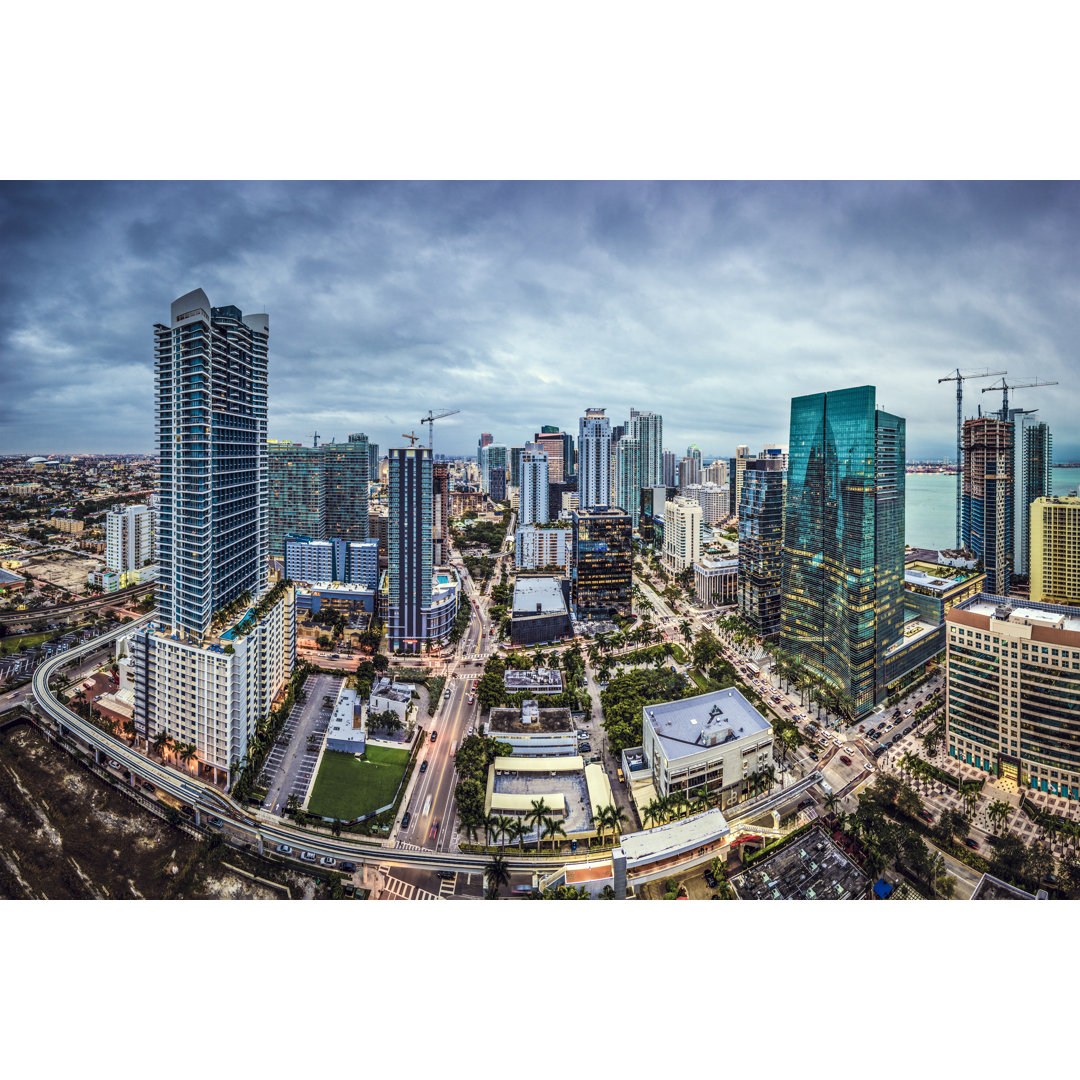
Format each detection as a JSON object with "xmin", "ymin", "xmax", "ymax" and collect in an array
[{"xmin": 2, "ymin": 180, "xmax": 1079, "ymax": 463}]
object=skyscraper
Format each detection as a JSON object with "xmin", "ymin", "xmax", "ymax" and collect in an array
[
  {"xmin": 571, "ymin": 506, "xmax": 632, "ymax": 618},
  {"xmin": 1016, "ymin": 416, "xmax": 1052, "ymax": 576},
  {"xmin": 479, "ymin": 443, "xmax": 507, "ymax": 494},
  {"xmin": 678, "ymin": 456, "xmax": 701, "ymax": 490},
  {"xmin": 663, "ymin": 496, "xmax": 702, "ymax": 574},
  {"xmin": 535, "ymin": 430, "xmax": 567, "ymax": 483},
  {"xmin": 730, "ymin": 445, "xmax": 751, "ymax": 520},
  {"xmin": 388, "ymin": 445, "xmax": 432, "ymax": 653},
  {"xmin": 614, "ymin": 436, "xmax": 641, "ymax": 525},
  {"xmin": 578, "ymin": 409, "xmax": 611, "ymax": 511},
  {"xmin": 661, "ymin": 449, "xmax": 677, "ymax": 488},
  {"xmin": 134, "ymin": 290, "xmax": 295, "ymax": 784},
  {"xmin": 105, "ymin": 503, "xmax": 154, "ymax": 576},
  {"xmin": 520, "ymin": 449, "xmax": 550, "ymax": 526},
  {"xmin": 1029, "ymin": 496, "xmax": 1080, "ymax": 605},
  {"xmin": 738, "ymin": 458, "xmax": 785, "ymax": 638},
  {"xmin": 780, "ymin": 385, "xmax": 905, "ymax": 715},
  {"xmin": 153, "ymin": 289, "xmax": 269, "ymax": 639},
  {"xmin": 323, "ymin": 434, "xmax": 370, "ymax": 543},
  {"xmin": 433, "ymin": 460, "xmax": 451, "ymax": 565},
  {"xmin": 963, "ymin": 417, "xmax": 1014, "ymax": 595},
  {"xmin": 628, "ymin": 408, "xmax": 663, "ymax": 488},
  {"xmin": 478, "ymin": 432, "xmax": 493, "ymax": 461},
  {"xmin": 268, "ymin": 440, "xmax": 326, "ymax": 556}
]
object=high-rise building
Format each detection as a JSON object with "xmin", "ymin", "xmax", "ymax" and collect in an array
[
  {"xmin": 1016, "ymin": 417, "xmax": 1052, "ymax": 576},
  {"xmin": 433, "ymin": 461, "xmax": 451, "ymax": 565},
  {"xmin": 268, "ymin": 440, "xmax": 326, "ymax": 556},
  {"xmin": 135, "ymin": 289, "xmax": 295, "ymax": 784},
  {"xmin": 366, "ymin": 440, "xmax": 380, "ymax": 484},
  {"xmin": 509, "ymin": 445, "xmax": 525, "ymax": 489},
  {"xmin": 686, "ymin": 444, "xmax": 703, "ymax": 471},
  {"xmin": 547, "ymin": 479, "xmax": 577, "ymax": 521},
  {"xmin": 285, "ymin": 537, "xmax": 379, "ymax": 588},
  {"xmin": 153, "ymin": 289, "xmax": 269, "ymax": 640},
  {"xmin": 515, "ymin": 524, "xmax": 572, "ymax": 572},
  {"xmin": 614, "ymin": 436, "xmax": 641, "ymax": 525},
  {"xmin": 704, "ymin": 460, "xmax": 728, "ymax": 487},
  {"xmin": 535, "ymin": 431, "xmax": 567, "ymax": 483},
  {"xmin": 1030, "ymin": 496, "xmax": 1080, "ymax": 605},
  {"xmin": 388, "ymin": 446, "xmax": 432, "ymax": 653},
  {"xmin": 628, "ymin": 409, "xmax": 663, "ymax": 488},
  {"xmin": 571, "ymin": 506, "xmax": 632, "ymax": 619},
  {"xmin": 520, "ymin": 450, "xmax": 550, "ymax": 526},
  {"xmin": 578, "ymin": 409, "xmax": 612, "ymax": 511},
  {"xmin": 106, "ymin": 503, "xmax": 154, "ymax": 575},
  {"xmin": 681, "ymin": 483, "xmax": 728, "ymax": 524},
  {"xmin": 678, "ymin": 456, "xmax": 701, "ymax": 490},
  {"xmin": 730, "ymin": 445, "xmax": 751, "ymax": 520},
  {"xmin": 963, "ymin": 417, "xmax": 1014, "ymax": 595},
  {"xmin": 479, "ymin": 443, "xmax": 507, "ymax": 494},
  {"xmin": 478, "ymin": 433, "xmax": 493, "ymax": 462},
  {"xmin": 738, "ymin": 458, "xmax": 785, "ymax": 638},
  {"xmin": 945, "ymin": 593, "xmax": 1080, "ymax": 795},
  {"xmin": 490, "ymin": 466, "xmax": 507, "ymax": 502},
  {"xmin": 661, "ymin": 449, "xmax": 677, "ymax": 488},
  {"xmin": 323, "ymin": 434, "xmax": 370, "ymax": 544},
  {"xmin": 663, "ymin": 496, "xmax": 702, "ymax": 574},
  {"xmin": 780, "ymin": 385, "xmax": 905, "ymax": 715}
]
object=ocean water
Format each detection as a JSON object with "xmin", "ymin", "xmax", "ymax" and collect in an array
[{"xmin": 904, "ymin": 468, "xmax": 1080, "ymax": 550}]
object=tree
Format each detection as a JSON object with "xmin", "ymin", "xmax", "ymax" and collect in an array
[
  {"xmin": 606, "ymin": 803, "xmax": 628, "ymax": 842},
  {"xmin": 151, "ymin": 729, "xmax": 171, "ymax": 759},
  {"xmin": 525, "ymin": 797, "xmax": 551, "ymax": 848},
  {"xmin": 484, "ymin": 851, "xmax": 511, "ymax": 899},
  {"xmin": 543, "ymin": 817, "xmax": 567, "ymax": 852}
]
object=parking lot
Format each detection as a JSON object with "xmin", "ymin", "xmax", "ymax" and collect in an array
[{"xmin": 260, "ymin": 673, "xmax": 343, "ymax": 815}]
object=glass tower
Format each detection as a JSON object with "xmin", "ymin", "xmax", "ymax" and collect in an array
[
  {"xmin": 963, "ymin": 418, "xmax": 1014, "ymax": 595},
  {"xmin": 571, "ymin": 506, "xmax": 632, "ymax": 619},
  {"xmin": 1016, "ymin": 417, "xmax": 1052, "ymax": 576},
  {"xmin": 153, "ymin": 289, "xmax": 268, "ymax": 640},
  {"xmin": 780, "ymin": 385, "xmax": 905, "ymax": 715},
  {"xmin": 388, "ymin": 446, "xmax": 432, "ymax": 652},
  {"xmin": 268, "ymin": 440, "xmax": 326, "ymax": 556},
  {"xmin": 322, "ymin": 434, "xmax": 370, "ymax": 543},
  {"xmin": 738, "ymin": 458, "xmax": 785, "ymax": 638},
  {"xmin": 578, "ymin": 409, "xmax": 612, "ymax": 511}
]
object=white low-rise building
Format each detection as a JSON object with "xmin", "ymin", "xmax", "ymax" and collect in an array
[
  {"xmin": 694, "ymin": 556, "xmax": 738, "ymax": 606},
  {"xmin": 515, "ymin": 524, "xmax": 572, "ymax": 572},
  {"xmin": 326, "ymin": 687, "xmax": 366, "ymax": 754}
]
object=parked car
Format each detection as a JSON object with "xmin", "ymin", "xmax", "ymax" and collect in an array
[
  {"xmin": 275, "ymin": 844, "xmax": 293, "ymax": 855},
  {"xmin": 444, "ymin": 688, "xmax": 451, "ymax": 698},
  {"xmin": 430, "ymin": 730, "xmax": 438, "ymax": 742},
  {"xmin": 401, "ymin": 811, "xmax": 411, "ymax": 828},
  {"xmin": 320, "ymin": 856, "xmax": 337, "ymax": 867},
  {"xmin": 340, "ymin": 861, "xmax": 357, "ymax": 873},
  {"xmin": 963, "ymin": 836, "xmax": 979, "ymax": 850},
  {"xmin": 420, "ymin": 760, "xmax": 428, "ymax": 773},
  {"xmin": 840, "ymin": 755, "xmax": 852, "ymax": 766},
  {"xmin": 107, "ymin": 758, "xmax": 121, "ymax": 769},
  {"xmin": 300, "ymin": 851, "xmax": 318, "ymax": 862},
  {"xmin": 467, "ymin": 695, "xmax": 475, "ymax": 705},
  {"xmin": 579, "ymin": 743, "xmax": 591, "ymax": 753}
]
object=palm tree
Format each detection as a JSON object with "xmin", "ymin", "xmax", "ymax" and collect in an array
[
  {"xmin": 151, "ymin": 729, "xmax": 171, "ymax": 759},
  {"xmin": 510, "ymin": 818, "xmax": 527, "ymax": 853},
  {"xmin": 526, "ymin": 797, "xmax": 550, "ymax": 849},
  {"xmin": 863, "ymin": 845, "xmax": 887, "ymax": 885},
  {"xmin": 543, "ymin": 817, "xmax": 567, "ymax": 853},
  {"xmin": 642, "ymin": 799, "xmax": 662, "ymax": 829},
  {"xmin": 606, "ymin": 803, "xmax": 628, "ymax": 843},
  {"xmin": 824, "ymin": 792, "xmax": 840, "ymax": 819},
  {"xmin": 494, "ymin": 814, "xmax": 515, "ymax": 847},
  {"xmin": 484, "ymin": 851, "xmax": 511, "ymax": 898},
  {"xmin": 180, "ymin": 742, "xmax": 198, "ymax": 774},
  {"xmin": 678, "ymin": 619, "xmax": 693, "ymax": 646},
  {"xmin": 462, "ymin": 818, "xmax": 481, "ymax": 846}
]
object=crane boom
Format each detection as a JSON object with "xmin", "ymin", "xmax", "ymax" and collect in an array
[
  {"xmin": 420, "ymin": 408, "xmax": 461, "ymax": 451},
  {"xmin": 981, "ymin": 377, "xmax": 1059, "ymax": 421}
]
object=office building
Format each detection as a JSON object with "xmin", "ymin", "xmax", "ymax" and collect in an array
[
  {"xmin": 548, "ymin": 479, "xmax": 577, "ymax": 520},
  {"xmin": 963, "ymin": 417, "xmax": 1013, "ymax": 595},
  {"xmin": 488, "ymin": 700, "xmax": 577, "ymax": 757},
  {"xmin": 535, "ymin": 430, "xmax": 568, "ymax": 483},
  {"xmin": 1030, "ymin": 497, "xmax": 1080, "ymax": 605},
  {"xmin": 639, "ymin": 486, "xmax": 677, "ymax": 547},
  {"xmin": 780, "ymin": 385, "xmax": 905, "ymax": 715},
  {"xmin": 366, "ymin": 440, "xmax": 380, "ymax": 484},
  {"xmin": 268, "ymin": 440, "xmax": 326, "ymax": 556},
  {"xmin": 323, "ymin": 434, "xmax": 370, "ymax": 544},
  {"xmin": 638, "ymin": 688, "xmax": 773, "ymax": 810},
  {"xmin": 490, "ymin": 466, "xmax": 507, "ymax": 503},
  {"xmin": 578, "ymin": 409, "xmax": 611, "ymax": 511},
  {"xmin": 738, "ymin": 458, "xmax": 785, "ymax": 638},
  {"xmin": 106, "ymin": 503, "xmax": 154, "ymax": 575},
  {"xmin": 285, "ymin": 536, "xmax": 378, "ymax": 588},
  {"xmin": 510, "ymin": 575, "xmax": 573, "ymax": 646},
  {"xmin": 694, "ymin": 556, "xmax": 738, "ymax": 606},
  {"xmin": 946, "ymin": 594, "xmax": 1080, "ymax": 796},
  {"xmin": 509, "ymin": 445, "xmax": 525, "ymax": 489},
  {"xmin": 571, "ymin": 506, "xmax": 632, "ymax": 618},
  {"xmin": 433, "ymin": 461, "xmax": 451, "ymax": 565},
  {"xmin": 478, "ymin": 433, "xmax": 493, "ymax": 461},
  {"xmin": 479, "ymin": 443, "xmax": 507, "ymax": 495},
  {"xmin": 663, "ymin": 496, "xmax": 702, "ymax": 574},
  {"xmin": 662, "ymin": 450, "xmax": 677, "ymax": 488},
  {"xmin": 1016, "ymin": 417, "xmax": 1052, "ymax": 576},
  {"xmin": 135, "ymin": 290, "xmax": 295, "ymax": 784},
  {"xmin": 519, "ymin": 449, "xmax": 550, "ymax": 526}
]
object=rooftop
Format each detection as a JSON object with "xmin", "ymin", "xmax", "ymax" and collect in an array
[
  {"xmin": 958, "ymin": 593, "xmax": 1080, "ymax": 633},
  {"xmin": 512, "ymin": 576, "xmax": 567, "ymax": 616},
  {"xmin": 694, "ymin": 556, "xmax": 738, "ymax": 572},
  {"xmin": 645, "ymin": 687, "xmax": 771, "ymax": 761},
  {"xmin": 618, "ymin": 807, "xmax": 730, "ymax": 866},
  {"xmin": 487, "ymin": 756, "xmax": 611, "ymax": 837},
  {"xmin": 504, "ymin": 668, "xmax": 564, "ymax": 691},
  {"xmin": 372, "ymin": 677, "xmax": 413, "ymax": 704},
  {"xmin": 729, "ymin": 827, "xmax": 870, "ymax": 900},
  {"xmin": 488, "ymin": 704, "xmax": 573, "ymax": 733},
  {"xmin": 970, "ymin": 873, "xmax": 1045, "ymax": 900}
]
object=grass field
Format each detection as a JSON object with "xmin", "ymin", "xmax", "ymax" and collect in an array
[
  {"xmin": 0, "ymin": 629, "xmax": 57, "ymax": 653},
  {"xmin": 307, "ymin": 744, "xmax": 411, "ymax": 820}
]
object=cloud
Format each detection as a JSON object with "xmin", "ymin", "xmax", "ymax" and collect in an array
[{"xmin": 1, "ymin": 180, "xmax": 1078, "ymax": 461}]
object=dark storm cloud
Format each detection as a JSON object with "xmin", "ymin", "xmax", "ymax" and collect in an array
[{"xmin": 1, "ymin": 180, "xmax": 1078, "ymax": 460}]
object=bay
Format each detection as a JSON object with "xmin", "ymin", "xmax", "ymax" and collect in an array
[{"xmin": 904, "ymin": 468, "xmax": 1080, "ymax": 550}]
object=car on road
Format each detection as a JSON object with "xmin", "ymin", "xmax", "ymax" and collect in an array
[
  {"xmin": 401, "ymin": 811, "xmax": 411, "ymax": 828},
  {"xmin": 300, "ymin": 851, "xmax": 318, "ymax": 862},
  {"xmin": 467, "ymin": 695, "xmax": 475, "ymax": 705},
  {"xmin": 107, "ymin": 759, "xmax": 121, "ymax": 768},
  {"xmin": 919, "ymin": 810, "xmax": 934, "ymax": 824},
  {"xmin": 963, "ymin": 837, "xmax": 979, "ymax": 850},
  {"xmin": 430, "ymin": 730, "xmax": 438, "ymax": 742},
  {"xmin": 429, "ymin": 820, "xmax": 440, "ymax": 841},
  {"xmin": 207, "ymin": 816, "xmax": 224, "ymax": 828},
  {"xmin": 420, "ymin": 760, "xmax": 428, "ymax": 773},
  {"xmin": 320, "ymin": 856, "xmax": 337, "ymax": 867},
  {"xmin": 275, "ymin": 844, "xmax": 293, "ymax": 855},
  {"xmin": 436, "ymin": 870, "xmax": 455, "ymax": 880},
  {"xmin": 444, "ymin": 688, "xmax": 451, "ymax": 698},
  {"xmin": 340, "ymin": 861, "xmax": 357, "ymax": 873}
]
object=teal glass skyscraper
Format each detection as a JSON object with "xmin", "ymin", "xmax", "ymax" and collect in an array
[
  {"xmin": 738, "ymin": 457, "xmax": 785, "ymax": 638},
  {"xmin": 780, "ymin": 385, "xmax": 905, "ymax": 715}
]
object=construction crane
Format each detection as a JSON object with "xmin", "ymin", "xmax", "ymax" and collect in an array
[
  {"xmin": 308, "ymin": 431, "xmax": 321, "ymax": 448},
  {"xmin": 939, "ymin": 367, "xmax": 1006, "ymax": 548},
  {"xmin": 420, "ymin": 408, "xmax": 460, "ymax": 452},
  {"xmin": 401, "ymin": 430, "xmax": 421, "ymax": 446},
  {"xmin": 981, "ymin": 377, "xmax": 1059, "ymax": 422}
]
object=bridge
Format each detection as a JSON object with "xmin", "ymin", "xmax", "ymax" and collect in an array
[{"xmin": 1, "ymin": 582, "xmax": 154, "ymax": 626}]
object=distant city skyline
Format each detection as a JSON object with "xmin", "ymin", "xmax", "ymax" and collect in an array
[{"xmin": 2, "ymin": 181, "xmax": 1080, "ymax": 460}]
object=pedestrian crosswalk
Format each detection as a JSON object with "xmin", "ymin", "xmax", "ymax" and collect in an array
[
  {"xmin": 394, "ymin": 841, "xmax": 424, "ymax": 852},
  {"xmin": 438, "ymin": 874, "xmax": 456, "ymax": 898},
  {"xmin": 380, "ymin": 874, "xmax": 439, "ymax": 900}
]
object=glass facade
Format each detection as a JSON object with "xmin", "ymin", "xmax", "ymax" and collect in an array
[
  {"xmin": 268, "ymin": 441, "xmax": 326, "ymax": 556},
  {"xmin": 1017, "ymin": 418, "xmax": 1052, "ymax": 576},
  {"xmin": 963, "ymin": 418, "xmax": 1013, "ymax": 594},
  {"xmin": 780, "ymin": 385, "xmax": 905, "ymax": 715},
  {"xmin": 388, "ymin": 446, "xmax": 433, "ymax": 652},
  {"xmin": 571, "ymin": 507, "xmax": 632, "ymax": 618},
  {"xmin": 323, "ymin": 434, "xmax": 370, "ymax": 543},
  {"xmin": 738, "ymin": 458, "xmax": 785, "ymax": 637}
]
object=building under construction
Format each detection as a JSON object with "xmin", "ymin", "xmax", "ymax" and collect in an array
[{"xmin": 963, "ymin": 417, "xmax": 1014, "ymax": 595}]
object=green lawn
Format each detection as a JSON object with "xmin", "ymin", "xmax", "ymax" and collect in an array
[
  {"xmin": 307, "ymin": 745, "xmax": 411, "ymax": 820},
  {"xmin": 0, "ymin": 629, "xmax": 57, "ymax": 653},
  {"xmin": 669, "ymin": 643, "xmax": 688, "ymax": 663}
]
